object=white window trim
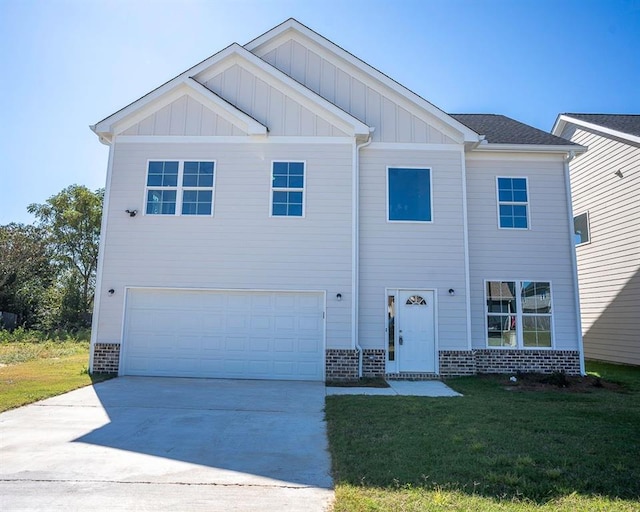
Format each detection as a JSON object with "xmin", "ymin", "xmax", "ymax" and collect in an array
[
  {"xmin": 483, "ymin": 279, "xmax": 555, "ymax": 350},
  {"xmin": 574, "ymin": 211, "xmax": 591, "ymax": 246},
  {"xmin": 269, "ymin": 160, "xmax": 306, "ymax": 218},
  {"xmin": 386, "ymin": 166, "xmax": 434, "ymax": 224},
  {"xmin": 495, "ymin": 176, "xmax": 530, "ymax": 230},
  {"xmin": 143, "ymin": 159, "xmax": 216, "ymax": 217}
]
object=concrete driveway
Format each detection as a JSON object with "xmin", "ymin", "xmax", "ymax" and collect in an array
[{"xmin": 0, "ymin": 377, "xmax": 333, "ymax": 511}]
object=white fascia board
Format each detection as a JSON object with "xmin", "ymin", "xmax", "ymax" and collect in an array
[
  {"xmin": 195, "ymin": 44, "xmax": 371, "ymax": 138},
  {"xmin": 91, "ymin": 43, "xmax": 242, "ymax": 137},
  {"xmin": 473, "ymin": 143, "xmax": 587, "ymax": 154},
  {"xmin": 105, "ymin": 79, "xmax": 266, "ymax": 138},
  {"xmin": 245, "ymin": 19, "xmax": 481, "ymax": 144},
  {"xmin": 552, "ymin": 114, "xmax": 640, "ymax": 145}
]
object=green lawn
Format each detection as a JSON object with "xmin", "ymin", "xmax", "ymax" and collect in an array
[
  {"xmin": 0, "ymin": 338, "xmax": 113, "ymax": 412},
  {"xmin": 326, "ymin": 362, "xmax": 640, "ymax": 511}
]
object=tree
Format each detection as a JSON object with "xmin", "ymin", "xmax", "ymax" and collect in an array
[
  {"xmin": 0, "ymin": 223, "xmax": 54, "ymax": 327},
  {"xmin": 28, "ymin": 185, "xmax": 103, "ymax": 325}
]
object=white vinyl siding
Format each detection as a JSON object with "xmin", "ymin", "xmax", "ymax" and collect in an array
[
  {"xmin": 200, "ymin": 64, "xmax": 349, "ymax": 137},
  {"xmin": 466, "ymin": 153, "xmax": 580, "ymax": 351},
  {"xmin": 358, "ymin": 148, "xmax": 468, "ymax": 353},
  {"xmin": 94, "ymin": 141, "xmax": 353, "ymax": 351},
  {"xmin": 256, "ymin": 38, "xmax": 460, "ymax": 144},
  {"xmin": 122, "ymin": 95, "xmax": 248, "ymax": 137},
  {"xmin": 562, "ymin": 125, "xmax": 640, "ymax": 365}
]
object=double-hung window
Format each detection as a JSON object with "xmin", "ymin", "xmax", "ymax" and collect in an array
[
  {"xmin": 146, "ymin": 160, "xmax": 215, "ymax": 216},
  {"xmin": 486, "ymin": 280, "xmax": 552, "ymax": 348},
  {"xmin": 387, "ymin": 167, "xmax": 432, "ymax": 222},
  {"xmin": 271, "ymin": 161, "xmax": 304, "ymax": 217},
  {"xmin": 497, "ymin": 177, "xmax": 528, "ymax": 228}
]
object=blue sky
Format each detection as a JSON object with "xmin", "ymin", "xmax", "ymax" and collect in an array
[{"xmin": 1, "ymin": 0, "xmax": 638, "ymax": 225}]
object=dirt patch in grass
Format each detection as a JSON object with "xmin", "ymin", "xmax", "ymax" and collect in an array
[
  {"xmin": 496, "ymin": 372, "xmax": 625, "ymax": 393},
  {"xmin": 327, "ymin": 377, "xmax": 390, "ymax": 388}
]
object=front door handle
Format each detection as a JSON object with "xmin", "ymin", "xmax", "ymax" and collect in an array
[{"xmin": 399, "ymin": 335, "xmax": 403, "ymax": 345}]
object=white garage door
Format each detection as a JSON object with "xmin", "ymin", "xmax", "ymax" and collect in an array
[{"xmin": 122, "ymin": 289, "xmax": 325, "ymax": 381}]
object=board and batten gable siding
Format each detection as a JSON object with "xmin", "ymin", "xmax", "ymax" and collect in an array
[
  {"xmin": 358, "ymin": 147, "xmax": 469, "ymax": 352},
  {"xmin": 198, "ymin": 64, "xmax": 349, "ymax": 137},
  {"xmin": 255, "ymin": 38, "xmax": 458, "ymax": 144},
  {"xmin": 561, "ymin": 125, "xmax": 640, "ymax": 365},
  {"xmin": 465, "ymin": 152, "xmax": 580, "ymax": 350},
  {"xmin": 94, "ymin": 140, "xmax": 354, "ymax": 350},
  {"xmin": 121, "ymin": 95, "xmax": 247, "ymax": 137}
]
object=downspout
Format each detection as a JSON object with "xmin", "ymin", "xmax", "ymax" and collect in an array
[
  {"xmin": 564, "ymin": 150, "xmax": 586, "ymax": 375},
  {"xmin": 89, "ymin": 137, "xmax": 115, "ymax": 373},
  {"xmin": 352, "ymin": 130, "xmax": 374, "ymax": 377}
]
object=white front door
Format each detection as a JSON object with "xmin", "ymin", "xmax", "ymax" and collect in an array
[{"xmin": 393, "ymin": 290, "xmax": 436, "ymax": 373}]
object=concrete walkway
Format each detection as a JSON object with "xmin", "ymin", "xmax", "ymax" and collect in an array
[
  {"xmin": 326, "ymin": 380, "xmax": 462, "ymax": 396},
  {"xmin": 0, "ymin": 377, "xmax": 333, "ymax": 511}
]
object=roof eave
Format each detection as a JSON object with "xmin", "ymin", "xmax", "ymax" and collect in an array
[
  {"xmin": 552, "ymin": 114, "xmax": 640, "ymax": 145},
  {"xmin": 473, "ymin": 143, "xmax": 587, "ymax": 154},
  {"xmin": 245, "ymin": 19, "xmax": 481, "ymax": 144}
]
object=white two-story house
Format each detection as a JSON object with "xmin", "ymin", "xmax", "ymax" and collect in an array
[{"xmin": 89, "ymin": 19, "xmax": 585, "ymax": 381}]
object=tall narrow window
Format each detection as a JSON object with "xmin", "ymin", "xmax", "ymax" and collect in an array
[
  {"xmin": 182, "ymin": 162, "xmax": 214, "ymax": 215},
  {"xmin": 497, "ymin": 177, "xmax": 528, "ymax": 228},
  {"xmin": 573, "ymin": 212, "xmax": 590, "ymax": 245},
  {"xmin": 271, "ymin": 162, "xmax": 304, "ymax": 217},
  {"xmin": 387, "ymin": 295, "xmax": 395, "ymax": 361},
  {"xmin": 388, "ymin": 167, "xmax": 432, "ymax": 222}
]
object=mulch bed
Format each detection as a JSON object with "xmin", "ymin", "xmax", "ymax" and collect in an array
[{"xmin": 497, "ymin": 372, "xmax": 626, "ymax": 393}]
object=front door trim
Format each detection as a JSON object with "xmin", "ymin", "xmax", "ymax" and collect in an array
[{"xmin": 385, "ymin": 287, "xmax": 439, "ymax": 375}]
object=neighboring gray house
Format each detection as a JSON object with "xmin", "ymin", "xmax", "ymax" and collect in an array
[
  {"xmin": 88, "ymin": 19, "xmax": 585, "ymax": 381},
  {"xmin": 552, "ymin": 114, "xmax": 639, "ymax": 366}
]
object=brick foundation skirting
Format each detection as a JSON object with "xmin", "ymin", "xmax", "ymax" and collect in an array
[
  {"xmin": 325, "ymin": 349, "xmax": 359, "ymax": 381},
  {"xmin": 362, "ymin": 349, "xmax": 386, "ymax": 377},
  {"xmin": 474, "ymin": 349, "xmax": 581, "ymax": 375},
  {"xmin": 92, "ymin": 343, "xmax": 120, "ymax": 374},
  {"xmin": 439, "ymin": 350, "xmax": 477, "ymax": 377}
]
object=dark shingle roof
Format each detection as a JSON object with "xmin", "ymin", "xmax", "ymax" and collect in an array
[
  {"xmin": 450, "ymin": 114, "xmax": 576, "ymax": 145},
  {"xmin": 561, "ymin": 114, "xmax": 640, "ymax": 138}
]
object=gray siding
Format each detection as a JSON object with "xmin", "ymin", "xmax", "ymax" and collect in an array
[
  {"xmin": 257, "ymin": 39, "xmax": 458, "ymax": 144},
  {"xmin": 358, "ymin": 147, "xmax": 469, "ymax": 352},
  {"xmin": 200, "ymin": 64, "xmax": 348, "ymax": 137},
  {"xmin": 95, "ymin": 140, "xmax": 354, "ymax": 349},
  {"xmin": 563, "ymin": 126, "xmax": 640, "ymax": 365},
  {"xmin": 122, "ymin": 95, "xmax": 246, "ymax": 136},
  {"xmin": 466, "ymin": 153, "xmax": 580, "ymax": 351}
]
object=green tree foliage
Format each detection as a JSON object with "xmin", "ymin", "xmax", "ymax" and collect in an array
[
  {"xmin": 28, "ymin": 185, "xmax": 104, "ymax": 328},
  {"xmin": 0, "ymin": 223, "xmax": 54, "ymax": 327}
]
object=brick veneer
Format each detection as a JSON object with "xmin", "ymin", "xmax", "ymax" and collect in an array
[
  {"xmin": 474, "ymin": 349, "xmax": 581, "ymax": 375},
  {"xmin": 362, "ymin": 349, "xmax": 386, "ymax": 377},
  {"xmin": 92, "ymin": 343, "xmax": 120, "ymax": 374},
  {"xmin": 439, "ymin": 350, "xmax": 476, "ymax": 377},
  {"xmin": 325, "ymin": 349, "xmax": 359, "ymax": 381}
]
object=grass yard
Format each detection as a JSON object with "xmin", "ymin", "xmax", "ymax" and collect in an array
[
  {"xmin": 326, "ymin": 361, "xmax": 640, "ymax": 511},
  {"xmin": 0, "ymin": 335, "xmax": 113, "ymax": 412}
]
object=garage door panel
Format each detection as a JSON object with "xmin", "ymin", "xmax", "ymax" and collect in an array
[{"xmin": 123, "ymin": 289, "xmax": 324, "ymax": 381}]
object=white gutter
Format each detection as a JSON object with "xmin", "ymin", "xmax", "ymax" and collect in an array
[
  {"xmin": 352, "ymin": 130, "xmax": 374, "ymax": 377},
  {"xmin": 474, "ymin": 143, "xmax": 587, "ymax": 154},
  {"xmin": 563, "ymin": 150, "xmax": 586, "ymax": 375}
]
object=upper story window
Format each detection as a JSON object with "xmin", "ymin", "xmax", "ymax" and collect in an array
[
  {"xmin": 271, "ymin": 162, "xmax": 304, "ymax": 217},
  {"xmin": 387, "ymin": 167, "xmax": 432, "ymax": 222},
  {"xmin": 574, "ymin": 212, "xmax": 590, "ymax": 245},
  {"xmin": 497, "ymin": 177, "xmax": 528, "ymax": 229},
  {"xmin": 486, "ymin": 280, "xmax": 552, "ymax": 348},
  {"xmin": 146, "ymin": 161, "xmax": 215, "ymax": 216}
]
